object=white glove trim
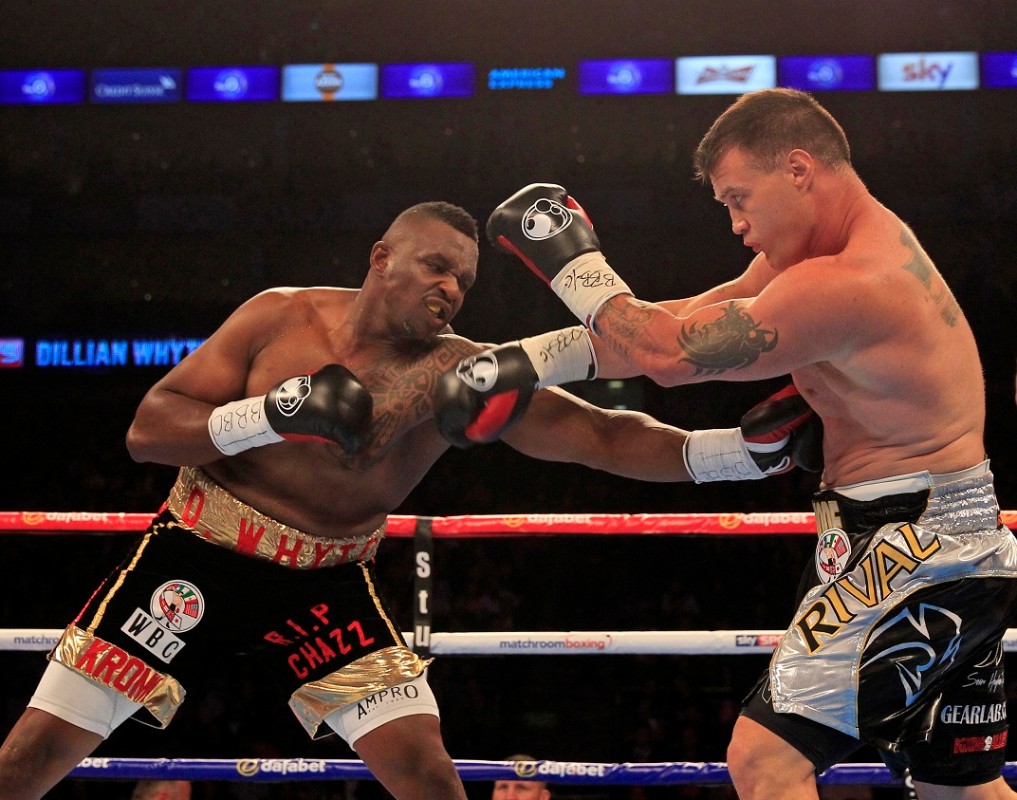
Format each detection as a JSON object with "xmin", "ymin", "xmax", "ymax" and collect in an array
[
  {"xmin": 549, "ymin": 252, "xmax": 632, "ymax": 333},
  {"xmin": 683, "ymin": 428, "xmax": 766, "ymax": 483},
  {"xmin": 208, "ymin": 397, "xmax": 284, "ymax": 456},
  {"xmin": 519, "ymin": 326, "xmax": 598, "ymax": 389}
]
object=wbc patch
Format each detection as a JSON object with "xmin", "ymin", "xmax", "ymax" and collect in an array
[
  {"xmin": 151, "ymin": 580, "xmax": 205, "ymax": 631},
  {"xmin": 816, "ymin": 529, "xmax": 851, "ymax": 584},
  {"xmin": 120, "ymin": 579, "xmax": 205, "ymax": 664}
]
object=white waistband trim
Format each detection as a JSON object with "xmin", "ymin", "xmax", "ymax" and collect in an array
[{"xmin": 832, "ymin": 459, "xmax": 989, "ymax": 502}]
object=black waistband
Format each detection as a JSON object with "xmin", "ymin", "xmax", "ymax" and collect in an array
[{"xmin": 811, "ymin": 487, "xmax": 931, "ymax": 535}]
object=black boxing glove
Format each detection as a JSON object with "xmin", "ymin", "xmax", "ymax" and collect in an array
[
  {"xmin": 741, "ymin": 383, "xmax": 823, "ymax": 474},
  {"xmin": 487, "ymin": 183, "xmax": 632, "ymax": 330},
  {"xmin": 208, "ymin": 364, "xmax": 373, "ymax": 456},
  {"xmin": 435, "ymin": 326, "xmax": 598, "ymax": 448},
  {"xmin": 683, "ymin": 384, "xmax": 823, "ymax": 482}
]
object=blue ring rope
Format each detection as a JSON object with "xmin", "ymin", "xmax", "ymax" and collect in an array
[{"xmin": 66, "ymin": 758, "xmax": 1017, "ymax": 785}]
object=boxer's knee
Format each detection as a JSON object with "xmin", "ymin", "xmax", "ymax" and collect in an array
[{"xmin": 728, "ymin": 716, "xmax": 819, "ymax": 800}]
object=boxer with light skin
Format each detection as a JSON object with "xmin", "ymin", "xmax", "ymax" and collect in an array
[{"xmin": 455, "ymin": 89, "xmax": 1017, "ymax": 800}]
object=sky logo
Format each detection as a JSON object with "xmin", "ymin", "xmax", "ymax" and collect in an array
[{"xmin": 878, "ymin": 52, "xmax": 979, "ymax": 91}]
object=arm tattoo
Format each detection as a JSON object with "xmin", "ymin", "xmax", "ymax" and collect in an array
[
  {"xmin": 596, "ymin": 300, "xmax": 657, "ymax": 360},
  {"xmin": 898, "ymin": 226, "xmax": 961, "ymax": 326},
  {"xmin": 678, "ymin": 302, "xmax": 778, "ymax": 376}
]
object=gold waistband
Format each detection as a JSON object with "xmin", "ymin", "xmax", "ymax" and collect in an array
[{"xmin": 166, "ymin": 467, "xmax": 385, "ymax": 569}]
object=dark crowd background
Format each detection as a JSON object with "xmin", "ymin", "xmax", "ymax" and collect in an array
[{"xmin": 2, "ymin": 2, "xmax": 1017, "ymax": 798}]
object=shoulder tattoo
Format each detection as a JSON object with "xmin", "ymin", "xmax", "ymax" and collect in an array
[
  {"xmin": 898, "ymin": 226, "xmax": 961, "ymax": 327},
  {"xmin": 677, "ymin": 302, "xmax": 778, "ymax": 376}
]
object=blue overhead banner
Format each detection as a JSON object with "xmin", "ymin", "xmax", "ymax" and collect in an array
[
  {"xmin": 0, "ymin": 69, "xmax": 86, "ymax": 104},
  {"xmin": 577, "ymin": 59, "xmax": 673, "ymax": 95},
  {"xmin": 186, "ymin": 66, "xmax": 279, "ymax": 102},
  {"xmin": 778, "ymin": 55, "xmax": 875, "ymax": 91},
  {"xmin": 91, "ymin": 68, "xmax": 183, "ymax": 103},
  {"xmin": 981, "ymin": 52, "xmax": 1017, "ymax": 88},
  {"xmin": 380, "ymin": 63, "xmax": 475, "ymax": 98}
]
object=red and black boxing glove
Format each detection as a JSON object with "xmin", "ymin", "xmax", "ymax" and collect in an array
[
  {"xmin": 487, "ymin": 183, "xmax": 633, "ymax": 330},
  {"xmin": 739, "ymin": 383, "xmax": 823, "ymax": 475},
  {"xmin": 433, "ymin": 345, "xmax": 538, "ymax": 448},
  {"xmin": 487, "ymin": 183, "xmax": 602, "ymax": 281},
  {"xmin": 433, "ymin": 327, "xmax": 598, "ymax": 448},
  {"xmin": 208, "ymin": 364, "xmax": 374, "ymax": 456},
  {"xmin": 683, "ymin": 383, "xmax": 823, "ymax": 482}
]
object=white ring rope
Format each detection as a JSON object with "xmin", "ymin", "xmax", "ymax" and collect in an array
[{"xmin": 7, "ymin": 628, "xmax": 1017, "ymax": 654}]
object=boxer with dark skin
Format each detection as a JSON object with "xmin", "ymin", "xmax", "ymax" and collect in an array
[{"xmin": 0, "ymin": 201, "xmax": 811, "ymax": 800}]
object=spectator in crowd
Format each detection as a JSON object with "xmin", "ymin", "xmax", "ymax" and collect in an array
[
  {"xmin": 491, "ymin": 754, "xmax": 550, "ymax": 800},
  {"xmin": 131, "ymin": 780, "xmax": 192, "ymax": 800}
]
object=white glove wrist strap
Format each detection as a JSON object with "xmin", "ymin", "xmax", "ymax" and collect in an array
[
  {"xmin": 519, "ymin": 326, "xmax": 598, "ymax": 389},
  {"xmin": 683, "ymin": 428, "xmax": 765, "ymax": 483},
  {"xmin": 208, "ymin": 397, "xmax": 284, "ymax": 456},
  {"xmin": 549, "ymin": 252, "xmax": 632, "ymax": 333}
]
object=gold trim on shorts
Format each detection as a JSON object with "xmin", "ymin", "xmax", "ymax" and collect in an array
[
  {"xmin": 166, "ymin": 467, "xmax": 385, "ymax": 569},
  {"xmin": 51, "ymin": 624, "xmax": 184, "ymax": 728},
  {"xmin": 288, "ymin": 645, "xmax": 430, "ymax": 738}
]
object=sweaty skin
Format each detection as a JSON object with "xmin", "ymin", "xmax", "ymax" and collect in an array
[
  {"xmin": 591, "ymin": 145, "xmax": 985, "ymax": 488},
  {"xmin": 125, "ymin": 213, "xmax": 697, "ymax": 542},
  {"xmin": 0, "ymin": 208, "xmax": 702, "ymax": 800}
]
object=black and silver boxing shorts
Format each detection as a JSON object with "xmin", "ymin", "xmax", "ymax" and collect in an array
[{"xmin": 743, "ymin": 461, "xmax": 1017, "ymax": 785}]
